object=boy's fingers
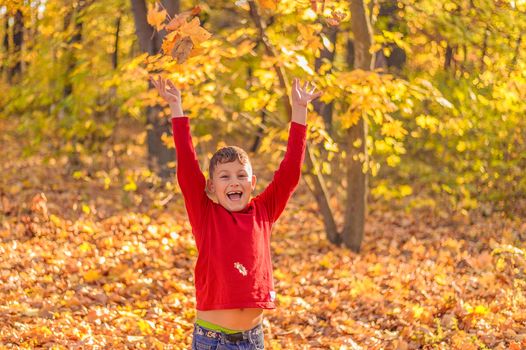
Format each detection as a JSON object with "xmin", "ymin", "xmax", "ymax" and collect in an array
[
  {"xmin": 149, "ymin": 76, "xmax": 157, "ymax": 87},
  {"xmin": 167, "ymin": 79, "xmax": 179, "ymax": 92},
  {"xmin": 167, "ymin": 89, "xmax": 179, "ymax": 97}
]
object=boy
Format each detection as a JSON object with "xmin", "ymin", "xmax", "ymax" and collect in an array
[{"xmin": 150, "ymin": 75, "xmax": 321, "ymax": 349}]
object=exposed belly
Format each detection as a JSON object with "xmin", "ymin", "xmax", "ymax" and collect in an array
[{"xmin": 196, "ymin": 308, "xmax": 265, "ymax": 331}]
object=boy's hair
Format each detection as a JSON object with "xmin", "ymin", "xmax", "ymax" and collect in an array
[{"xmin": 209, "ymin": 146, "xmax": 251, "ymax": 179}]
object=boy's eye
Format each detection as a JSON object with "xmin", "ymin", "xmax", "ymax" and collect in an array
[{"xmin": 221, "ymin": 176, "xmax": 228, "ymax": 179}]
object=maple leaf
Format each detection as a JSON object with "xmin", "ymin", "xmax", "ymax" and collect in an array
[
  {"xmin": 179, "ymin": 17, "xmax": 212, "ymax": 45},
  {"xmin": 171, "ymin": 36, "xmax": 194, "ymax": 64},
  {"xmin": 165, "ymin": 12, "xmax": 191, "ymax": 32},
  {"xmin": 161, "ymin": 31, "xmax": 179, "ymax": 55},
  {"xmin": 165, "ymin": 6, "xmax": 201, "ymax": 31},
  {"xmin": 147, "ymin": 3, "xmax": 167, "ymax": 31},
  {"xmin": 297, "ymin": 23, "xmax": 323, "ymax": 54}
]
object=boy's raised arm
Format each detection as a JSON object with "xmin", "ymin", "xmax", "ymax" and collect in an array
[
  {"xmin": 150, "ymin": 75, "xmax": 208, "ymax": 230},
  {"xmin": 256, "ymin": 78, "xmax": 322, "ymax": 223}
]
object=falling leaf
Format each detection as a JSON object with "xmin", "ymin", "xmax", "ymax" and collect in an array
[
  {"xmin": 165, "ymin": 6, "xmax": 202, "ymax": 31},
  {"xmin": 147, "ymin": 3, "xmax": 167, "ymax": 31},
  {"xmin": 161, "ymin": 31, "xmax": 180, "ymax": 55},
  {"xmin": 165, "ymin": 12, "xmax": 191, "ymax": 32},
  {"xmin": 171, "ymin": 36, "xmax": 194, "ymax": 64},
  {"xmin": 178, "ymin": 17, "xmax": 212, "ymax": 45}
]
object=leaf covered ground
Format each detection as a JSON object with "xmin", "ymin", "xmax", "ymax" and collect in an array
[{"xmin": 0, "ymin": 121, "xmax": 525, "ymax": 349}]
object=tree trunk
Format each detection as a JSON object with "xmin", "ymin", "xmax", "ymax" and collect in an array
[
  {"xmin": 8, "ymin": 9, "xmax": 23, "ymax": 83},
  {"xmin": 112, "ymin": 16, "xmax": 121, "ymax": 70},
  {"xmin": 60, "ymin": 0, "xmax": 89, "ymax": 169},
  {"xmin": 130, "ymin": 0, "xmax": 180, "ymax": 180},
  {"xmin": 342, "ymin": 0, "xmax": 374, "ymax": 252},
  {"xmin": 63, "ymin": 1, "xmax": 86, "ymax": 99},
  {"xmin": 313, "ymin": 25, "xmax": 338, "ymax": 134},
  {"xmin": 444, "ymin": 44, "xmax": 453, "ymax": 70},
  {"xmin": 2, "ymin": 14, "xmax": 9, "ymax": 78},
  {"xmin": 480, "ymin": 27, "xmax": 488, "ymax": 71},
  {"xmin": 511, "ymin": 34, "xmax": 522, "ymax": 69},
  {"xmin": 304, "ymin": 144, "xmax": 341, "ymax": 245}
]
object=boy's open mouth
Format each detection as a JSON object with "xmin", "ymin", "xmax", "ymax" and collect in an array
[{"xmin": 226, "ymin": 191, "xmax": 243, "ymax": 201}]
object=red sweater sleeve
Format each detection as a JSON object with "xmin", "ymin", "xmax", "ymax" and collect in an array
[
  {"xmin": 255, "ymin": 122, "xmax": 307, "ymax": 223},
  {"xmin": 172, "ymin": 117, "xmax": 209, "ymax": 231}
]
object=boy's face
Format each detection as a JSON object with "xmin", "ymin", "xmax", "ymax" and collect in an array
[{"xmin": 207, "ymin": 160, "xmax": 257, "ymax": 212}]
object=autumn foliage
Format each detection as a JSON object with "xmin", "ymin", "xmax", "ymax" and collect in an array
[
  {"xmin": 1, "ymin": 0, "xmax": 526, "ymax": 348},
  {"xmin": 147, "ymin": 4, "xmax": 210, "ymax": 64},
  {"xmin": 1, "ymin": 118, "xmax": 526, "ymax": 348}
]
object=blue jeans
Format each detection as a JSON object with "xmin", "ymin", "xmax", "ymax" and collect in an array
[{"xmin": 191, "ymin": 322, "xmax": 265, "ymax": 350}]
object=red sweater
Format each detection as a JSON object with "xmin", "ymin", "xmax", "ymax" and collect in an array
[{"xmin": 172, "ymin": 116, "xmax": 306, "ymax": 310}]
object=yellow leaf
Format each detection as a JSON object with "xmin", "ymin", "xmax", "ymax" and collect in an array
[
  {"xmin": 321, "ymin": 161, "xmax": 331, "ymax": 174},
  {"xmin": 341, "ymin": 109, "xmax": 361, "ymax": 129},
  {"xmin": 80, "ymin": 223, "xmax": 94, "ymax": 234},
  {"xmin": 49, "ymin": 214, "xmax": 61, "ymax": 226},
  {"xmin": 138, "ymin": 319, "xmax": 154, "ymax": 335},
  {"xmin": 84, "ymin": 269, "xmax": 101, "ymax": 282},
  {"xmin": 386, "ymin": 154, "xmax": 400, "ymax": 167},
  {"xmin": 147, "ymin": 3, "xmax": 167, "ymax": 31},
  {"xmin": 82, "ymin": 203, "xmax": 90, "ymax": 214},
  {"xmin": 79, "ymin": 242, "xmax": 92, "ymax": 253},
  {"xmin": 297, "ymin": 23, "xmax": 323, "ymax": 54},
  {"xmin": 124, "ymin": 179, "xmax": 137, "ymax": 192},
  {"xmin": 434, "ymin": 273, "xmax": 447, "ymax": 286},
  {"xmin": 412, "ymin": 305, "xmax": 424, "ymax": 318},
  {"xmin": 473, "ymin": 305, "xmax": 489, "ymax": 316},
  {"xmin": 381, "ymin": 120, "xmax": 407, "ymax": 139}
]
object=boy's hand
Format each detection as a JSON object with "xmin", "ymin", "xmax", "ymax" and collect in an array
[
  {"xmin": 150, "ymin": 75, "xmax": 184, "ymax": 117},
  {"xmin": 291, "ymin": 77, "xmax": 322, "ymax": 108}
]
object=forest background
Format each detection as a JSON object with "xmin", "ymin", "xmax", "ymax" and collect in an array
[{"xmin": 1, "ymin": 0, "xmax": 525, "ymax": 348}]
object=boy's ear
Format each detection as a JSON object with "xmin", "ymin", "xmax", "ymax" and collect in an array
[
  {"xmin": 251, "ymin": 174, "xmax": 257, "ymax": 191},
  {"xmin": 207, "ymin": 178, "xmax": 214, "ymax": 193}
]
